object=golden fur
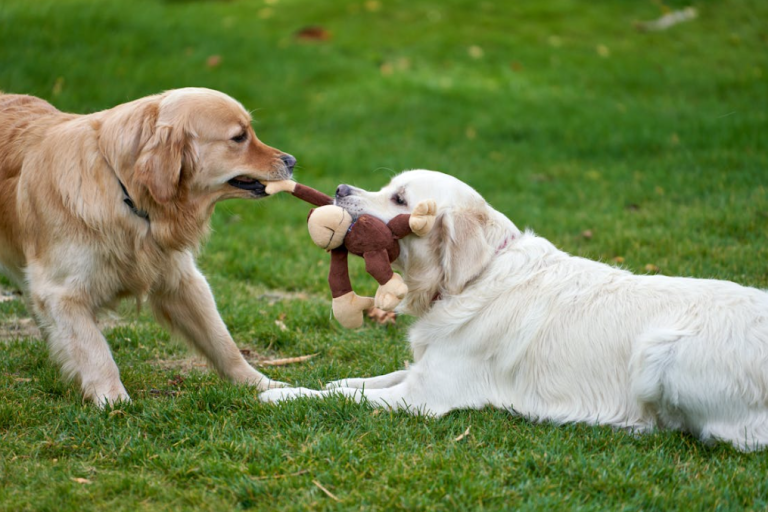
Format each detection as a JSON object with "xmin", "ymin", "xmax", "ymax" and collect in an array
[{"xmin": 0, "ymin": 88, "xmax": 292, "ymax": 405}]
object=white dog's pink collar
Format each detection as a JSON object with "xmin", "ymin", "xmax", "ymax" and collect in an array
[{"xmin": 495, "ymin": 233, "xmax": 516, "ymax": 254}]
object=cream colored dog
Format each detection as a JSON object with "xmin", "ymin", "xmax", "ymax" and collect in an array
[
  {"xmin": 0, "ymin": 88, "xmax": 294, "ymax": 405},
  {"xmin": 262, "ymin": 170, "xmax": 768, "ymax": 451}
]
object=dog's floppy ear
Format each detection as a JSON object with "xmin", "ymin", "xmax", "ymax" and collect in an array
[
  {"xmin": 98, "ymin": 96, "xmax": 195, "ymax": 205},
  {"xmin": 434, "ymin": 202, "xmax": 495, "ymax": 295},
  {"xmin": 97, "ymin": 99, "xmax": 159, "ymax": 178},
  {"xmin": 134, "ymin": 121, "xmax": 186, "ymax": 205}
]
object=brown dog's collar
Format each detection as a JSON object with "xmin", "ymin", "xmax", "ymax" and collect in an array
[{"xmin": 118, "ymin": 179, "xmax": 149, "ymax": 221}]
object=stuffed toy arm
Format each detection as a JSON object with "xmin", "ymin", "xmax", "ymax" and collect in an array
[
  {"xmin": 408, "ymin": 199, "xmax": 437, "ymax": 236},
  {"xmin": 263, "ymin": 179, "xmax": 296, "ymax": 195},
  {"xmin": 264, "ymin": 180, "xmax": 333, "ymax": 207},
  {"xmin": 387, "ymin": 214, "xmax": 413, "ymax": 239},
  {"xmin": 387, "ymin": 200, "xmax": 438, "ymax": 239}
]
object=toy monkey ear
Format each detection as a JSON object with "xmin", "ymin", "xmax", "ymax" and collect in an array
[{"xmin": 307, "ymin": 205, "xmax": 352, "ymax": 250}]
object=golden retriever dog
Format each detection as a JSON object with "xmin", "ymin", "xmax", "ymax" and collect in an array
[
  {"xmin": 262, "ymin": 170, "xmax": 768, "ymax": 451},
  {"xmin": 0, "ymin": 88, "xmax": 294, "ymax": 405}
]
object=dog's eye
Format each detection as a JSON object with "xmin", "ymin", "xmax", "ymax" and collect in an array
[
  {"xmin": 392, "ymin": 193, "xmax": 407, "ymax": 206},
  {"xmin": 231, "ymin": 132, "xmax": 248, "ymax": 143}
]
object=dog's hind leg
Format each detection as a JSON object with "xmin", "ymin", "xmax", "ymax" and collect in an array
[
  {"xmin": 150, "ymin": 253, "xmax": 284, "ymax": 391},
  {"xmin": 29, "ymin": 281, "xmax": 129, "ymax": 406},
  {"xmin": 699, "ymin": 413, "xmax": 768, "ymax": 452},
  {"xmin": 629, "ymin": 328, "xmax": 690, "ymax": 431}
]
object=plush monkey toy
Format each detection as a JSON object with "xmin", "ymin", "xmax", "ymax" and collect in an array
[{"xmin": 264, "ymin": 180, "xmax": 436, "ymax": 328}]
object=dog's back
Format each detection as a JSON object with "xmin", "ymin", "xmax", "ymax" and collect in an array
[
  {"xmin": 0, "ymin": 93, "xmax": 62, "ymax": 176},
  {"xmin": 0, "ymin": 93, "xmax": 66, "ymax": 284}
]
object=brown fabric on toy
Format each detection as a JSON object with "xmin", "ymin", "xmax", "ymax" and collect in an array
[
  {"xmin": 263, "ymin": 180, "xmax": 435, "ymax": 328},
  {"xmin": 329, "ymin": 213, "xmax": 412, "ymax": 297},
  {"xmin": 292, "ymin": 183, "xmax": 333, "ymax": 207}
]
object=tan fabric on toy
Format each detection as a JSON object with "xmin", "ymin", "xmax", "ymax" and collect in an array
[{"xmin": 264, "ymin": 180, "xmax": 436, "ymax": 328}]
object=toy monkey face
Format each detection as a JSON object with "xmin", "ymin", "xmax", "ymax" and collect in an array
[{"xmin": 307, "ymin": 205, "xmax": 353, "ymax": 250}]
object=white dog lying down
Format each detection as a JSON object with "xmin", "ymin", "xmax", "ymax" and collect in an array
[{"xmin": 262, "ymin": 170, "xmax": 768, "ymax": 451}]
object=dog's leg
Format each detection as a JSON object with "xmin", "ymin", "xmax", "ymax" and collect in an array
[
  {"xmin": 151, "ymin": 254, "xmax": 283, "ymax": 391},
  {"xmin": 29, "ymin": 284, "xmax": 129, "ymax": 406},
  {"xmin": 324, "ymin": 369, "xmax": 410, "ymax": 390},
  {"xmin": 260, "ymin": 381, "xmax": 446, "ymax": 415},
  {"xmin": 262, "ymin": 362, "xmax": 467, "ymax": 416}
]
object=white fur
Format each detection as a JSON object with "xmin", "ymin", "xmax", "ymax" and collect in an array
[{"xmin": 261, "ymin": 170, "xmax": 768, "ymax": 451}]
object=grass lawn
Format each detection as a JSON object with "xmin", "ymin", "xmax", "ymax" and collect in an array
[{"xmin": 1, "ymin": 0, "xmax": 768, "ymax": 509}]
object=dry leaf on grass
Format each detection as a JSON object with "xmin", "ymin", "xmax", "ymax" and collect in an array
[
  {"xmin": 168, "ymin": 375, "xmax": 185, "ymax": 387},
  {"xmin": 295, "ymin": 26, "xmax": 331, "ymax": 41},
  {"xmin": 454, "ymin": 426, "xmax": 471, "ymax": 442},
  {"xmin": 254, "ymin": 469, "xmax": 309, "ymax": 481},
  {"xmin": 635, "ymin": 7, "xmax": 697, "ymax": 32},
  {"xmin": 149, "ymin": 389, "xmax": 180, "ymax": 397},
  {"xmin": 313, "ymin": 480, "xmax": 341, "ymax": 502},
  {"xmin": 259, "ymin": 354, "xmax": 317, "ymax": 367},
  {"xmin": 468, "ymin": 45, "xmax": 484, "ymax": 59}
]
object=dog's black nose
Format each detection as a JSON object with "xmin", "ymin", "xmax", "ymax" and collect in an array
[
  {"xmin": 336, "ymin": 184, "xmax": 353, "ymax": 198},
  {"xmin": 280, "ymin": 154, "xmax": 296, "ymax": 174}
]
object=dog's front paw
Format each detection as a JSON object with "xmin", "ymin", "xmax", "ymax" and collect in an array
[
  {"xmin": 84, "ymin": 380, "xmax": 131, "ymax": 408},
  {"xmin": 264, "ymin": 378, "xmax": 289, "ymax": 390},
  {"xmin": 324, "ymin": 379, "xmax": 348, "ymax": 390},
  {"xmin": 259, "ymin": 387, "xmax": 322, "ymax": 403},
  {"xmin": 324, "ymin": 378, "xmax": 369, "ymax": 390},
  {"xmin": 409, "ymin": 199, "xmax": 437, "ymax": 236},
  {"xmin": 242, "ymin": 371, "xmax": 289, "ymax": 391}
]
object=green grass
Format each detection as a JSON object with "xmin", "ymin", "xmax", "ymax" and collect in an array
[{"xmin": 1, "ymin": 0, "xmax": 768, "ymax": 509}]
